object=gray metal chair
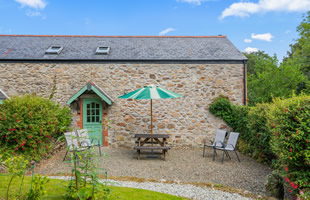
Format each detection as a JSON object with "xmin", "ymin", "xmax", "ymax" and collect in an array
[
  {"xmin": 214, "ymin": 132, "xmax": 241, "ymax": 163},
  {"xmin": 203, "ymin": 129, "xmax": 227, "ymax": 157}
]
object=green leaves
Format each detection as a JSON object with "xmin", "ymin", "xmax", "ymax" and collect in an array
[
  {"xmin": 0, "ymin": 95, "xmax": 71, "ymax": 162},
  {"xmin": 245, "ymin": 51, "xmax": 306, "ymax": 106},
  {"xmin": 269, "ymin": 95, "xmax": 310, "ymax": 197}
]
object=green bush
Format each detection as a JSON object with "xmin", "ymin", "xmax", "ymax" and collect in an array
[
  {"xmin": 246, "ymin": 104, "xmax": 274, "ymax": 163},
  {"xmin": 209, "ymin": 96, "xmax": 274, "ymax": 164},
  {"xmin": 0, "ymin": 95, "xmax": 71, "ymax": 161},
  {"xmin": 209, "ymin": 95, "xmax": 248, "ymax": 134},
  {"xmin": 268, "ymin": 95, "xmax": 310, "ymax": 198}
]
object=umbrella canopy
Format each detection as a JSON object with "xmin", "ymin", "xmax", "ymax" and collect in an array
[
  {"xmin": 118, "ymin": 85, "xmax": 183, "ymax": 136},
  {"xmin": 119, "ymin": 85, "xmax": 183, "ymax": 100}
]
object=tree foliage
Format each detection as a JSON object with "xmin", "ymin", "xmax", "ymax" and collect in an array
[
  {"xmin": 245, "ymin": 51, "xmax": 305, "ymax": 105},
  {"xmin": 284, "ymin": 11, "xmax": 310, "ymax": 79}
]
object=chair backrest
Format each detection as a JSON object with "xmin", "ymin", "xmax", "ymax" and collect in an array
[
  {"xmin": 213, "ymin": 129, "xmax": 227, "ymax": 147},
  {"xmin": 64, "ymin": 132, "xmax": 79, "ymax": 150},
  {"xmin": 76, "ymin": 129, "xmax": 91, "ymax": 147},
  {"xmin": 226, "ymin": 132, "xmax": 240, "ymax": 149}
]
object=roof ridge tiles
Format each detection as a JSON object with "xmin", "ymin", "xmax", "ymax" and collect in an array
[{"xmin": 0, "ymin": 34, "xmax": 226, "ymax": 38}]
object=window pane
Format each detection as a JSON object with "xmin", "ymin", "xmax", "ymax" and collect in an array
[
  {"xmin": 92, "ymin": 116, "xmax": 95, "ymax": 122},
  {"xmin": 92, "ymin": 109, "xmax": 95, "ymax": 115},
  {"xmin": 87, "ymin": 109, "xmax": 90, "ymax": 115},
  {"xmin": 96, "ymin": 109, "xmax": 99, "ymax": 115},
  {"xmin": 96, "ymin": 116, "xmax": 99, "ymax": 122},
  {"xmin": 96, "ymin": 104, "xmax": 99, "ymax": 108},
  {"xmin": 87, "ymin": 104, "xmax": 90, "ymax": 108},
  {"xmin": 87, "ymin": 117, "xmax": 90, "ymax": 122},
  {"xmin": 91, "ymin": 102, "xmax": 95, "ymax": 108}
]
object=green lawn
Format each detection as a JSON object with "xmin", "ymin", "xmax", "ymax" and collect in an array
[{"xmin": 0, "ymin": 174, "xmax": 187, "ymax": 200}]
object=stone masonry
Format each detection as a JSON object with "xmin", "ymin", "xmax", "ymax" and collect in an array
[{"xmin": 0, "ymin": 62, "xmax": 244, "ymax": 147}]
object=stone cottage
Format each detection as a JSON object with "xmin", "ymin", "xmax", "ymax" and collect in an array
[{"xmin": 0, "ymin": 35, "xmax": 247, "ymax": 147}]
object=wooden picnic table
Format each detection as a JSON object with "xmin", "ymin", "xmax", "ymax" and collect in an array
[{"xmin": 134, "ymin": 134, "xmax": 171, "ymax": 160}]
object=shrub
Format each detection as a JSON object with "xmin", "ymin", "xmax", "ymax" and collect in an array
[
  {"xmin": 0, "ymin": 95, "xmax": 71, "ymax": 161},
  {"xmin": 246, "ymin": 104, "xmax": 274, "ymax": 163},
  {"xmin": 268, "ymin": 95, "xmax": 310, "ymax": 198},
  {"xmin": 209, "ymin": 96, "xmax": 274, "ymax": 164},
  {"xmin": 209, "ymin": 95, "xmax": 248, "ymax": 134}
]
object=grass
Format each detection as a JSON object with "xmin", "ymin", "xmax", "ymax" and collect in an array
[{"xmin": 0, "ymin": 174, "xmax": 187, "ymax": 200}]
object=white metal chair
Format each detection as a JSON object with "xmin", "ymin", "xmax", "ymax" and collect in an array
[
  {"xmin": 63, "ymin": 131, "xmax": 89, "ymax": 161},
  {"xmin": 76, "ymin": 129, "xmax": 102, "ymax": 156}
]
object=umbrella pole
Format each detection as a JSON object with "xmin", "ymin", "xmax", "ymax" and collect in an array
[
  {"xmin": 148, "ymin": 99, "xmax": 157, "ymax": 158},
  {"xmin": 151, "ymin": 99, "xmax": 153, "ymax": 147}
]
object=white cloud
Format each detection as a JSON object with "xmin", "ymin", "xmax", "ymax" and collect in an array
[
  {"xmin": 244, "ymin": 47, "xmax": 259, "ymax": 53},
  {"xmin": 220, "ymin": 0, "xmax": 310, "ymax": 19},
  {"xmin": 251, "ymin": 33, "xmax": 273, "ymax": 42},
  {"xmin": 26, "ymin": 10, "xmax": 41, "ymax": 16},
  {"xmin": 244, "ymin": 38, "xmax": 252, "ymax": 43},
  {"xmin": 177, "ymin": 0, "xmax": 213, "ymax": 5},
  {"xmin": 159, "ymin": 28, "xmax": 176, "ymax": 36},
  {"xmin": 15, "ymin": 0, "xmax": 47, "ymax": 9}
]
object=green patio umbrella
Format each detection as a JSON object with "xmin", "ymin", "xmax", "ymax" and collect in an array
[{"xmin": 118, "ymin": 85, "xmax": 183, "ymax": 136}]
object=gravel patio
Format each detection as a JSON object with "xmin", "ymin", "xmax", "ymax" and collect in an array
[{"xmin": 35, "ymin": 147, "xmax": 272, "ymax": 196}]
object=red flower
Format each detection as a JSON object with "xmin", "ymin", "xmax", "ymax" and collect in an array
[
  {"xmin": 29, "ymin": 135, "xmax": 33, "ymax": 139},
  {"xmin": 285, "ymin": 110, "xmax": 287, "ymax": 112},
  {"xmin": 29, "ymin": 125, "xmax": 32, "ymax": 129},
  {"xmin": 16, "ymin": 119, "xmax": 20, "ymax": 122},
  {"xmin": 285, "ymin": 167, "xmax": 288, "ymax": 172},
  {"xmin": 290, "ymin": 148, "xmax": 292, "ymax": 152}
]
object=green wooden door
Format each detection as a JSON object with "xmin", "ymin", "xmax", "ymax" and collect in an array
[{"xmin": 83, "ymin": 99, "xmax": 103, "ymax": 146}]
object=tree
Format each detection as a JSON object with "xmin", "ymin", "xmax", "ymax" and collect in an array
[
  {"xmin": 245, "ymin": 51, "xmax": 305, "ymax": 105},
  {"xmin": 284, "ymin": 11, "xmax": 310, "ymax": 80}
]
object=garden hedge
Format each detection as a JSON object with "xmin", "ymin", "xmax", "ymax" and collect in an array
[
  {"xmin": 209, "ymin": 95, "xmax": 310, "ymax": 198},
  {"xmin": 268, "ymin": 95, "xmax": 310, "ymax": 198},
  {"xmin": 0, "ymin": 95, "xmax": 71, "ymax": 161}
]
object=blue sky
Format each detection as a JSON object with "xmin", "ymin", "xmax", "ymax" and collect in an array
[{"xmin": 0, "ymin": 0, "xmax": 309, "ymax": 61}]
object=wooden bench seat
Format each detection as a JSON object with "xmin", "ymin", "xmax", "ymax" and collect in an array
[
  {"xmin": 134, "ymin": 146, "xmax": 171, "ymax": 160},
  {"xmin": 134, "ymin": 146, "xmax": 171, "ymax": 150}
]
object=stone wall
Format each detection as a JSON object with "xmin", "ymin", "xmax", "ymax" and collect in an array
[{"xmin": 0, "ymin": 62, "xmax": 245, "ymax": 147}]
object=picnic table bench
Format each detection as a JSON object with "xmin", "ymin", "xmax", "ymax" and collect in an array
[{"xmin": 134, "ymin": 134, "xmax": 171, "ymax": 160}]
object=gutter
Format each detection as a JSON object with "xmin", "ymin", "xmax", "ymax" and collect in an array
[{"xmin": 243, "ymin": 60, "xmax": 247, "ymax": 105}]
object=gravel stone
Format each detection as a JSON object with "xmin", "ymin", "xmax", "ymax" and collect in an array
[
  {"xmin": 48, "ymin": 176, "xmax": 252, "ymax": 200},
  {"xmin": 36, "ymin": 147, "xmax": 272, "ymax": 196}
]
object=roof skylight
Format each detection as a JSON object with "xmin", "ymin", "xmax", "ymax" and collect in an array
[
  {"xmin": 96, "ymin": 46, "xmax": 110, "ymax": 55},
  {"xmin": 45, "ymin": 46, "xmax": 63, "ymax": 54}
]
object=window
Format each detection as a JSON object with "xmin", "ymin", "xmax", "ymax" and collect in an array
[
  {"xmin": 96, "ymin": 46, "xmax": 110, "ymax": 55},
  {"xmin": 45, "ymin": 46, "xmax": 63, "ymax": 54}
]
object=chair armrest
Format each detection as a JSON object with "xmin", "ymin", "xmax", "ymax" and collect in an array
[
  {"xmin": 214, "ymin": 141, "xmax": 225, "ymax": 148},
  {"xmin": 80, "ymin": 140, "xmax": 90, "ymax": 147}
]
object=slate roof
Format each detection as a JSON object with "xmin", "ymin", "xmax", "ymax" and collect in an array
[{"xmin": 0, "ymin": 35, "xmax": 247, "ymax": 61}]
